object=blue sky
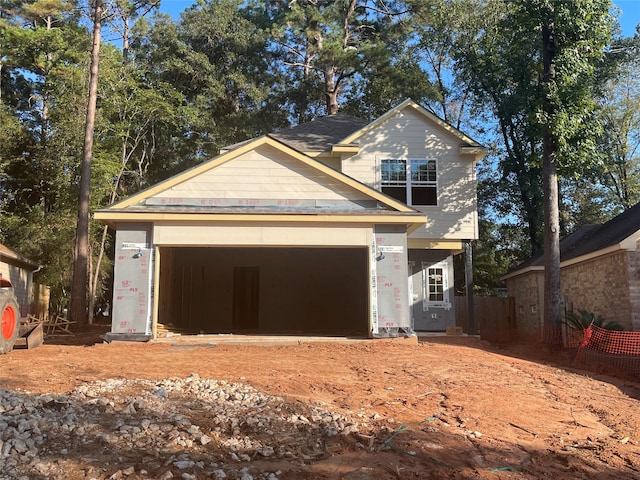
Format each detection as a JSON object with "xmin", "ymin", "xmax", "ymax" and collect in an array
[
  {"xmin": 616, "ymin": 0, "xmax": 640, "ymax": 35},
  {"xmin": 157, "ymin": 0, "xmax": 640, "ymax": 37}
]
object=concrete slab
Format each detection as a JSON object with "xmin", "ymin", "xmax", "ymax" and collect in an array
[{"xmin": 152, "ymin": 333, "xmax": 419, "ymax": 347}]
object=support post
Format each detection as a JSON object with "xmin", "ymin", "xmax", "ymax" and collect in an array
[{"xmin": 464, "ymin": 240, "xmax": 475, "ymax": 335}]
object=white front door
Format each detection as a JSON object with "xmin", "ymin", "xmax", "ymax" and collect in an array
[{"xmin": 412, "ymin": 259, "xmax": 454, "ymax": 331}]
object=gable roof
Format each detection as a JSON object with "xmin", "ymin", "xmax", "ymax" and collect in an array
[
  {"xmin": 95, "ymin": 135, "xmax": 427, "ymax": 229},
  {"xmin": 222, "ymin": 99, "xmax": 487, "ymax": 158},
  {"xmin": 503, "ymin": 202, "xmax": 640, "ymax": 279},
  {"xmin": 340, "ymin": 99, "xmax": 486, "ymax": 154}
]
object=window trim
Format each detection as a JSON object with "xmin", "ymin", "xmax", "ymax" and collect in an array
[
  {"xmin": 380, "ymin": 158, "xmax": 438, "ymax": 207},
  {"xmin": 422, "ymin": 260, "xmax": 451, "ymax": 310}
]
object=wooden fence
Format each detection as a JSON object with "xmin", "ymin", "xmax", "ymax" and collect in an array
[
  {"xmin": 31, "ymin": 283, "xmax": 50, "ymax": 319},
  {"xmin": 455, "ymin": 296, "xmax": 516, "ymax": 343}
]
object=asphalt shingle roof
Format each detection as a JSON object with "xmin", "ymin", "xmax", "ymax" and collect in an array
[
  {"xmin": 269, "ymin": 114, "xmax": 369, "ymax": 152},
  {"xmin": 510, "ymin": 201, "xmax": 640, "ymax": 273}
]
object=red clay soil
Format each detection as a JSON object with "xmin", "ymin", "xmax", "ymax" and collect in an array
[{"xmin": 2, "ymin": 326, "xmax": 640, "ymax": 479}]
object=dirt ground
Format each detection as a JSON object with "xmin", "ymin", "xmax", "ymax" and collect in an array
[{"xmin": 2, "ymin": 325, "xmax": 640, "ymax": 479}]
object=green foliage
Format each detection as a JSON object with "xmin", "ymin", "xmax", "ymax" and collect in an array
[
  {"xmin": 0, "ymin": 0, "xmax": 636, "ymax": 316},
  {"xmin": 564, "ymin": 309, "xmax": 624, "ymax": 332},
  {"xmin": 452, "ymin": 0, "xmax": 618, "ymax": 260},
  {"xmin": 513, "ymin": 0, "xmax": 613, "ymax": 173},
  {"xmin": 590, "ymin": 35, "xmax": 640, "ymax": 211},
  {"xmin": 133, "ymin": 1, "xmax": 288, "ymax": 156},
  {"xmin": 342, "ymin": 0, "xmax": 449, "ymax": 121},
  {"xmin": 0, "ymin": 0, "xmax": 90, "ymax": 309},
  {"xmin": 449, "ymin": 0, "xmax": 546, "ymax": 254},
  {"xmin": 259, "ymin": 0, "xmax": 419, "ymax": 119}
]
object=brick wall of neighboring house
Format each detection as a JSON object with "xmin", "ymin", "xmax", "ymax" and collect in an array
[
  {"xmin": 629, "ymin": 245, "xmax": 640, "ymax": 330},
  {"xmin": 506, "ymin": 270, "xmax": 544, "ymax": 341},
  {"xmin": 561, "ymin": 251, "xmax": 633, "ymax": 330}
]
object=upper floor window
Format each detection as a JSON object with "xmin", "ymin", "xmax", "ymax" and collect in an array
[{"xmin": 381, "ymin": 159, "xmax": 437, "ymax": 206}]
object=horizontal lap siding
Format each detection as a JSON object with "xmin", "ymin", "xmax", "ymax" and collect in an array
[
  {"xmin": 0, "ymin": 261, "xmax": 32, "ymax": 316},
  {"xmin": 342, "ymin": 108, "xmax": 478, "ymax": 240},
  {"xmin": 154, "ymin": 224, "xmax": 372, "ymax": 247},
  {"xmin": 152, "ymin": 146, "xmax": 370, "ymax": 202}
]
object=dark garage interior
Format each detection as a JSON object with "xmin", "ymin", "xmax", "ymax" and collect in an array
[{"xmin": 157, "ymin": 246, "xmax": 369, "ymax": 336}]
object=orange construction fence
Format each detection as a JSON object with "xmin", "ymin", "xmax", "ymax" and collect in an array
[{"xmin": 575, "ymin": 324, "xmax": 640, "ymax": 375}]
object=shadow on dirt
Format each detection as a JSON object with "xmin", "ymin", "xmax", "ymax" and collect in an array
[
  {"xmin": 419, "ymin": 335, "xmax": 640, "ymax": 403},
  {"xmin": 31, "ymin": 323, "xmax": 111, "ymax": 347}
]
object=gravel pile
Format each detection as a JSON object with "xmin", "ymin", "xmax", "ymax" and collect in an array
[{"xmin": 0, "ymin": 374, "xmax": 374, "ymax": 480}]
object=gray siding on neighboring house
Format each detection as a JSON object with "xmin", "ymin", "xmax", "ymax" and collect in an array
[{"xmin": 0, "ymin": 260, "xmax": 35, "ymax": 317}]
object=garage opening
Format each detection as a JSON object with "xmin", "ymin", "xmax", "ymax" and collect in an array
[{"xmin": 157, "ymin": 247, "xmax": 369, "ymax": 336}]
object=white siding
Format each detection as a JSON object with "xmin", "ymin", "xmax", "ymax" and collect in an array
[
  {"xmin": 154, "ymin": 224, "xmax": 372, "ymax": 247},
  {"xmin": 152, "ymin": 145, "xmax": 371, "ymax": 203},
  {"xmin": 342, "ymin": 107, "xmax": 478, "ymax": 240}
]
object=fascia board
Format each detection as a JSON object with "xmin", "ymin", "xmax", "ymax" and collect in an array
[
  {"xmin": 93, "ymin": 211, "xmax": 427, "ymax": 226},
  {"xmin": 500, "ymin": 265, "xmax": 544, "ymax": 281}
]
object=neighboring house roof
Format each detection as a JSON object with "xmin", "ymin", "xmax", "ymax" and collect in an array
[
  {"xmin": 562, "ymin": 203, "xmax": 640, "ymax": 260},
  {"xmin": 503, "ymin": 202, "xmax": 640, "ymax": 279},
  {"xmin": 0, "ymin": 243, "xmax": 40, "ymax": 269}
]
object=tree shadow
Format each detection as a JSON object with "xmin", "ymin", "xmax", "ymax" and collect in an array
[
  {"xmin": 419, "ymin": 335, "xmax": 640, "ymax": 403},
  {"xmin": 34, "ymin": 324, "xmax": 111, "ymax": 347}
]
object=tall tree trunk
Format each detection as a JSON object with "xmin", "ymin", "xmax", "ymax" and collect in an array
[
  {"xmin": 122, "ymin": 13, "xmax": 130, "ymax": 64},
  {"xmin": 541, "ymin": 22, "xmax": 562, "ymax": 346},
  {"xmin": 89, "ymin": 144, "xmax": 128, "ymax": 326},
  {"xmin": 69, "ymin": 0, "xmax": 102, "ymax": 330},
  {"xmin": 324, "ymin": 67, "xmax": 339, "ymax": 115},
  {"xmin": 41, "ymin": 14, "xmax": 53, "ymax": 145}
]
